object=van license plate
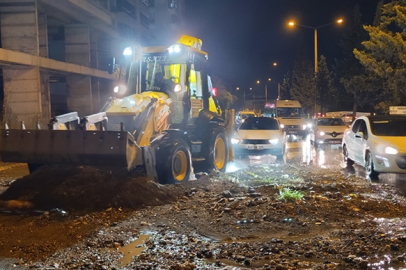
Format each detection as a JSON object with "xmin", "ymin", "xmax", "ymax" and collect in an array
[{"xmin": 247, "ymin": 145, "xmax": 263, "ymax": 150}]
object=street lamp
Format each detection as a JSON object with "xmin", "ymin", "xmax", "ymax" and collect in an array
[{"xmin": 288, "ymin": 19, "xmax": 343, "ymax": 73}]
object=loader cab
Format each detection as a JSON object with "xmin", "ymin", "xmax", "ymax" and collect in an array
[{"xmin": 137, "ymin": 44, "xmax": 221, "ymax": 126}]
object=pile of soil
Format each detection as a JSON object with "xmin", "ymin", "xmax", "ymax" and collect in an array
[{"xmin": 0, "ymin": 165, "xmax": 176, "ymax": 210}]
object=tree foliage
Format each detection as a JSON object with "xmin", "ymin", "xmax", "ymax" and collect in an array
[
  {"xmin": 212, "ymin": 77, "xmax": 238, "ymax": 109},
  {"xmin": 316, "ymin": 56, "xmax": 335, "ymax": 113},
  {"xmin": 354, "ymin": 0, "xmax": 406, "ymax": 108},
  {"xmin": 334, "ymin": 4, "xmax": 382, "ymax": 116},
  {"xmin": 290, "ymin": 53, "xmax": 316, "ymax": 114},
  {"xmin": 280, "ymin": 70, "xmax": 292, "ymax": 100}
]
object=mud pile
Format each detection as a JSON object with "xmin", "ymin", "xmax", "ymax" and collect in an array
[{"xmin": 0, "ymin": 165, "xmax": 176, "ymax": 210}]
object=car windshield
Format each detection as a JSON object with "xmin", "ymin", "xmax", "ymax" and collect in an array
[
  {"xmin": 317, "ymin": 118, "xmax": 346, "ymax": 126},
  {"xmin": 277, "ymin": 107, "xmax": 302, "ymax": 117},
  {"xmin": 240, "ymin": 118, "xmax": 279, "ymax": 130},
  {"xmin": 370, "ymin": 119, "xmax": 406, "ymax": 136}
]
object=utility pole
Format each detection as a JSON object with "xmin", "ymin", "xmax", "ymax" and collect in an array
[
  {"xmin": 277, "ymin": 83, "xmax": 281, "ymax": 100},
  {"xmin": 265, "ymin": 84, "xmax": 268, "ymax": 103}
]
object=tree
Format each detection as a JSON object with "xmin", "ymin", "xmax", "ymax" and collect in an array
[
  {"xmin": 354, "ymin": 0, "xmax": 406, "ymax": 110},
  {"xmin": 290, "ymin": 53, "xmax": 316, "ymax": 114},
  {"xmin": 316, "ymin": 56, "xmax": 335, "ymax": 113},
  {"xmin": 212, "ymin": 77, "xmax": 237, "ymax": 110},
  {"xmin": 334, "ymin": 4, "xmax": 379, "ymax": 119},
  {"xmin": 280, "ymin": 70, "xmax": 292, "ymax": 100}
]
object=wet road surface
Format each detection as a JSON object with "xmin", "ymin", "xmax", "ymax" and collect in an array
[
  {"xmin": 229, "ymin": 135, "xmax": 406, "ymax": 195},
  {"xmin": 0, "ymin": 137, "xmax": 405, "ymax": 195}
]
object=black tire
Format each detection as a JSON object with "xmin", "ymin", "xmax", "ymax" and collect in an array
[
  {"xmin": 27, "ymin": 163, "xmax": 43, "ymax": 174},
  {"xmin": 156, "ymin": 138, "xmax": 191, "ymax": 184},
  {"xmin": 343, "ymin": 145, "xmax": 354, "ymax": 166},
  {"xmin": 366, "ymin": 151, "xmax": 379, "ymax": 179},
  {"xmin": 202, "ymin": 127, "xmax": 229, "ymax": 172}
]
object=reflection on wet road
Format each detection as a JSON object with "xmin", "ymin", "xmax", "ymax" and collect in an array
[{"xmin": 228, "ymin": 135, "xmax": 406, "ymax": 195}]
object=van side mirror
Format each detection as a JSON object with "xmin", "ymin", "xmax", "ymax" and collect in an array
[{"xmin": 108, "ymin": 57, "xmax": 116, "ymax": 74}]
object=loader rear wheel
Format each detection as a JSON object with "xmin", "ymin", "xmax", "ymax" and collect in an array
[
  {"xmin": 203, "ymin": 127, "xmax": 228, "ymax": 172},
  {"xmin": 156, "ymin": 138, "xmax": 191, "ymax": 184}
]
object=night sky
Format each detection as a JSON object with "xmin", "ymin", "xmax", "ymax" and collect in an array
[{"xmin": 185, "ymin": 0, "xmax": 382, "ymax": 99}]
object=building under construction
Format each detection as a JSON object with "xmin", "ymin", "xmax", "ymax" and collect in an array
[{"xmin": 0, "ymin": 0, "xmax": 185, "ymax": 128}]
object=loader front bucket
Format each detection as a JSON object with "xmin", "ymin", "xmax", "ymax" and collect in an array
[{"xmin": 0, "ymin": 129, "xmax": 141, "ymax": 169}]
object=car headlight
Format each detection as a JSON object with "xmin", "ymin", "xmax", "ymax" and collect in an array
[
  {"xmin": 269, "ymin": 139, "xmax": 279, "ymax": 145},
  {"xmin": 385, "ymin": 146, "xmax": 398, "ymax": 155},
  {"xmin": 307, "ymin": 123, "xmax": 312, "ymax": 128},
  {"xmin": 280, "ymin": 124, "xmax": 285, "ymax": 129},
  {"xmin": 231, "ymin": 138, "xmax": 241, "ymax": 144},
  {"xmin": 302, "ymin": 125, "xmax": 307, "ymax": 130},
  {"xmin": 319, "ymin": 131, "xmax": 325, "ymax": 136}
]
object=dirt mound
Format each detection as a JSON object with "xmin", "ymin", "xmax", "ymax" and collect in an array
[{"xmin": 0, "ymin": 165, "xmax": 176, "ymax": 210}]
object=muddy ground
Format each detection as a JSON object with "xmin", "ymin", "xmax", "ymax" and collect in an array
[{"xmin": 1, "ymin": 161, "xmax": 406, "ymax": 269}]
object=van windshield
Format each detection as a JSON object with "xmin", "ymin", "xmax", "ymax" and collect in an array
[{"xmin": 277, "ymin": 107, "xmax": 303, "ymax": 117}]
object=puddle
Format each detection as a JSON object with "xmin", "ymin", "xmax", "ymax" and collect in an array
[{"xmin": 118, "ymin": 234, "xmax": 150, "ymax": 266}]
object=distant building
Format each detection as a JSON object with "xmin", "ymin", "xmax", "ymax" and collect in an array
[{"xmin": 0, "ymin": 0, "xmax": 185, "ymax": 128}]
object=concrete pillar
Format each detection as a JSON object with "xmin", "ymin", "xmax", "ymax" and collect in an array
[
  {"xmin": 0, "ymin": 0, "xmax": 42, "ymax": 127},
  {"xmin": 40, "ymin": 72, "xmax": 51, "ymax": 120},
  {"xmin": 66, "ymin": 75, "xmax": 92, "ymax": 116},
  {"xmin": 65, "ymin": 25, "xmax": 91, "ymax": 67},
  {"xmin": 65, "ymin": 25, "xmax": 92, "ymax": 116},
  {"xmin": 38, "ymin": 12, "xmax": 49, "ymax": 58},
  {"xmin": 38, "ymin": 12, "xmax": 51, "ymax": 120}
]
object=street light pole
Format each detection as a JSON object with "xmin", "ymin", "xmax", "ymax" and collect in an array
[
  {"xmin": 314, "ymin": 28, "xmax": 318, "ymax": 73},
  {"xmin": 288, "ymin": 19, "xmax": 343, "ymax": 74}
]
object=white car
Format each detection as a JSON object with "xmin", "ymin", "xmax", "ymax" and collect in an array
[
  {"xmin": 342, "ymin": 115, "xmax": 406, "ymax": 178},
  {"xmin": 232, "ymin": 117, "xmax": 286, "ymax": 159},
  {"xmin": 310, "ymin": 117, "xmax": 348, "ymax": 146}
]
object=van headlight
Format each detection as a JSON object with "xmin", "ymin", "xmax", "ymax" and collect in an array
[
  {"xmin": 319, "ymin": 131, "xmax": 325, "ymax": 136},
  {"xmin": 280, "ymin": 124, "xmax": 285, "ymax": 129},
  {"xmin": 231, "ymin": 138, "xmax": 241, "ymax": 144},
  {"xmin": 302, "ymin": 125, "xmax": 307, "ymax": 130},
  {"xmin": 385, "ymin": 146, "xmax": 398, "ymax": 155},
  {"xmin": 269, "ymin": 139, "xmax": 279, "ymax": 145}
]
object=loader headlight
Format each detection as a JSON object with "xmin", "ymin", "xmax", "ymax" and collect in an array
[
  {"xmin": 123, "ymin": 47, "xmax": 133, "ymax": 56},
  {"xmin": 168, "ymin": 45, "xmax": 181, "ymax": 53},
  {"xmin": 174, "ymin": 84, "xmax": 182, "ymax": 93},
  {"xmin": 114, "ymin": 85, "xmax": 127, "ymax": 95}
]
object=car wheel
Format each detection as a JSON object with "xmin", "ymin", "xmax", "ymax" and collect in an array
[
  {"xmin": 365, "ymin": 151, "xmax": 379, "ymax": 179},
  {"xmin": 343, "ymin": 145, "xmax": 354, "ymax": 166}
]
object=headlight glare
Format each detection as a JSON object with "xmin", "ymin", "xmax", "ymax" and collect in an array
[
  {"xmin": 385, "ymin": 146, "xmax": 398, "ymax": 155},
  {"xmin": 319, "ymin": 131, "xmax": 325, "ymax": 136},
  {"xmin": 302, "ymin": 125, "xmax": 307, "ymax": 130},
  {"xmin": 280, "ymin": 124, "xmax": 285, "ymax": 129},
  {"xmin": 231, "ymin": 138, "xmax": 241, "ymax": 144},
  {"xmin": 269, "ymin": 139, "xmax": 279, "ymax": 145},
  {"xmin": 174, "ymin": 84, "xmax": 182, "ymax": 93}
]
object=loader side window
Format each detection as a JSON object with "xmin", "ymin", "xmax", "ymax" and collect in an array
[{"xmin": 189, "ymin": 69, "xmax": 202, "ymax": 98}]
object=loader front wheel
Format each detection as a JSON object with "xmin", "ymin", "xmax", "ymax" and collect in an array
[
  {"xmin": 203, "ymin": 127, "xmax": 228, "ymax": 172},
  {"xmin": 156, "ymin": 138, "xmax": 191, "ymax": 184}
]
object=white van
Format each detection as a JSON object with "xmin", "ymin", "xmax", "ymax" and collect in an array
[{"xmin": 272, "ymin": 100, "xmax": 308, "ymax": 137}]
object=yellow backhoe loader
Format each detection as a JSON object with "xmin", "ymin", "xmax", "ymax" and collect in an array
[{"xmin": 0, "ymin": 36, "xmax": 234, "ymax": 184}]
